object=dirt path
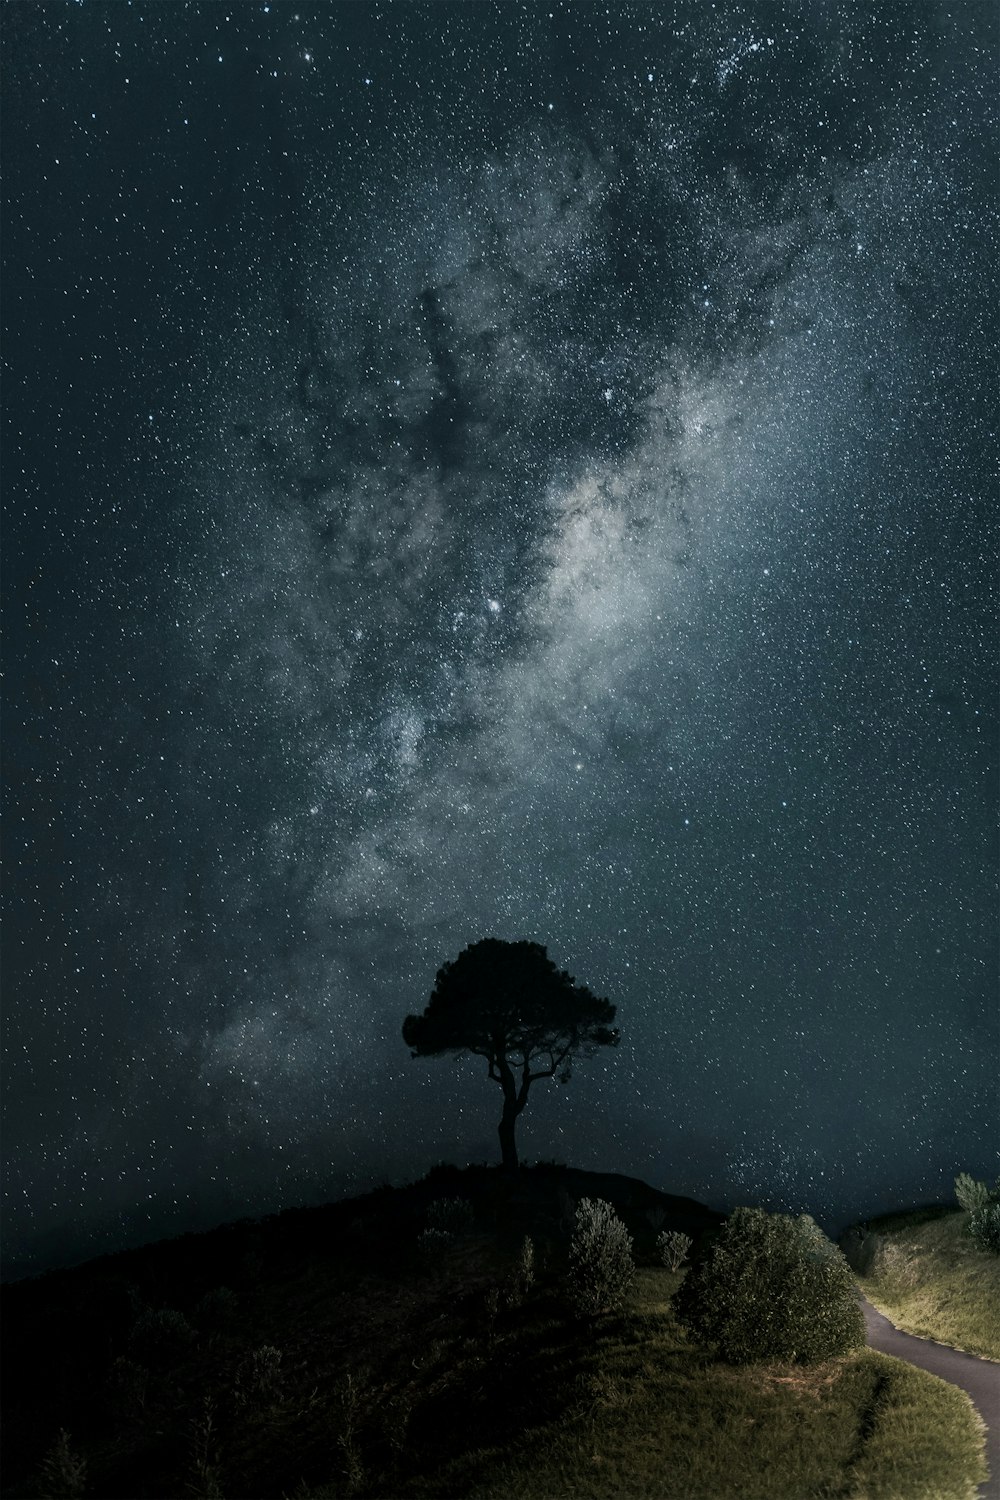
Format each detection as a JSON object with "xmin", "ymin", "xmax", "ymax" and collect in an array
[{"xmin": 860, "ymin": 1295, "xmax": 1000, "ymax": 1499}]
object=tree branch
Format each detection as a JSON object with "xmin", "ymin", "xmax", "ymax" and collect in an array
[
  {"xmin": 516, "ymin": 1055, "xmax": 532, "ymax": 1110},
  {"xmin": 526, "ymin": 1039, "xmax": 576, "ymax": 1082},
  {"xmin": 526, "ymin": 1062, "xmax": 556, "ymax": 1082}
]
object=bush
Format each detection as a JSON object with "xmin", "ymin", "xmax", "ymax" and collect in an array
[
  {"xmin": 425, "ymin": 1196, "xmax": 475, "ymax": 1236},
  {"xmin": 566, "ymin": 1198, "xmax": 634, "ymax": 1316},
  {"xmin": 515, "ymin": 1234, "xmax": 536, "ymax": 1295},
  {"xmin": 36, "ymin": 1429, "xmax": 87, "ymax": 1500},
  {"xmin": 130, "ymin": 1305, "xmax": 196, "ymax": 1360},
  {"xmin": 188, "ymin": 1396, "xmax": 225, "ymax": 1499},
  {"xmin": 656, "ymin": 1229, "xmax": 692, "ymax": 1271},
  {"xmin": 417, "ymin": 1226, "xmax": 453, "ymax": 1265},
  {"xmin": 955, "ymin": 1172, "xmax": 991, "ymax": 1214},
  {"xmin": 195, "ymin": 1285, "xmax": 238, "ymax": 1329},
  {"xmin": 969, "ymin": 1203, "xmax": 1000, "ymax": 1255},
  {"xmin": 871, "ymin": 1237, "xmax": 920, "ymax": 1293},
  {"xmin": 235, "ymin": 1344, "xmax": 284, "ymax": 1405},
  {"xmin": 674, "ymin": 1207, "xmax": 865, "ymax": 1365}
]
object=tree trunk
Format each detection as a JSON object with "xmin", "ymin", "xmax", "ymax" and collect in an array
[
  {"xmin": 498, "ymin": 1104, "xmax": 519, "ymax": 1172},
  {"xmin": 494, "ymin": 1049, "xmax": 529, "ymax": 1173}
]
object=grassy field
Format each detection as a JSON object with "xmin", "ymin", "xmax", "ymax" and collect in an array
[
  {"xmin": 853, "ymin": 1206, "xmax": 1000, "ymax": 1361},
  {"xmin": 0, "ymin": 1171, "xmax": 989, "ymax": 1499},
  {"xmin": 452, "ymin": 1270, "xmax": 987, "ymax": 1500}
]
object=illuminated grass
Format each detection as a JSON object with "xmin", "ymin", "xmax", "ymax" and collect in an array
[
  {"xmin": 858, "ymin": 1208, "xmax": 1000, "ymax": 1360},
  {"xmin": 1, "ymin": 1182, "xmax": 988, "ymax": 1499},
  {"xmin": 448, "ymin": 1271, "xmax": 986, "ymax": 1500}
]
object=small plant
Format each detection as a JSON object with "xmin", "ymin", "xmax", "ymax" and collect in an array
[
  {"xmin": 969, "ymin": 1203, "xmax": 1000, "ymax": 1255},
  {"xmin": 417, "ymin": 1225, "xmax": 453, "ymax": 1264},
  {"xmin": 482, "ymin": 1284, "xmax": 501, "ymax": 1343},
  {"xmin": 36, "ymin": 1429, "xmax": 87, "ymax": 1500},
  {"xmin": 425, "ymin": 1196, "xmax": 475, "ymax": 1236},
  {"xmin": 498, "ymin": 1234, "xmax": 538, "ymax": 1310},
  {"xmin": 955, "ymin": 1172, "xmax": 991, "ymax": 1214},
  {"xmin": 645, "ymin": 1206, "xmax": 666, "ymax": 1233},
  {"xmin": 234, "ymin": 1344, "xmax": 284, "ymax": 1406},
  {"xmin": 335, "ymin": 1372, "xmax": 367, "ymax": 1495},
  {"xmin": 187, "ymin": 1396, "xmax": 225, "ymax": 1499},
  {"xmin": 516, "ymin": 1234, "xmax": 536, "ymax": 1295},
  {"xmin": 130, "ymin": 1305, "xmax": 196, "ymax": 1360},
  {"xmin": 424, "ymin": 1160, "xmax": 461, "ymax": 1188},
  {"xmin": 566, "ymin": 1198, "xmax": 634, "ymax": 1316},
  {"xmin": 674, "ymin": 1207, "xmax": 865, "ymax": 1365},
  {"xmin": 195, "ymin": 1285, "xmax": 238, "ymax": 1329},
  {"xmin": 656, "ymin": 1228, "xmax": 693, "ymax": 1271},
  {"xmin": 379, "ymin": 1389, "xmax": 413, "ymax": 1457}
]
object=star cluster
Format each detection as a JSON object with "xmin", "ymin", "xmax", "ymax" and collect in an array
[{"xmin": 3, "ymin": 1, "xmax": 996, "ymax": 1275}]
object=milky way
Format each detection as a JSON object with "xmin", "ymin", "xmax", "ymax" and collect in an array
[{"xmin": 4, "ymin": 1, "xmax": 997, "ymax": 1274}]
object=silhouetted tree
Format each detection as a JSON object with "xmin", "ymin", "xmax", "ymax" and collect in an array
[{"xmin": 402, "ymin": 938, "xmax": 618, "ymax": 1171}]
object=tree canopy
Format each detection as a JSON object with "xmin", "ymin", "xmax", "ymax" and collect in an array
[{"xmin": 402, "ymin": 937, "xmax": 618, "ymax": 1170}]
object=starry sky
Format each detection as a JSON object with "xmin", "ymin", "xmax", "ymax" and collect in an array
[{"xmin": 3, "ymin": 0, "xmax": 997, "ymax": 1277}]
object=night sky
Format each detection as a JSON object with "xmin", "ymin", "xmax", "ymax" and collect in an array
[{"xmin": 3, "ymin": 1, "xmax": 997, "ymax": 1277}]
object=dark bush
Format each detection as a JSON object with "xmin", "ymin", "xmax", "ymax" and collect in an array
[
  {"xmin": 195, "ymin": 1285, "xmax": 238, "ymax": 1329},
  {"xmin": 969, "ymin": 1203, "xmax": 1000, "ymax": 1255},
  {"xmin": 425, "ymin": 1196, "xmax": 475, "ymax": 1236},
  {"xmin": 674, "ymin": 1207, "xmax": 865, "ymax": 1365},
  {"xmin": 130, "ymin": 1305, "xmax": 196, "ymax": 1361}
]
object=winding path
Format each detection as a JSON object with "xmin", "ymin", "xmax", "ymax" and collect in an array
[{"xmin": 860, "ymin": 1295, "xmax": 1000, "ymax": 1499}]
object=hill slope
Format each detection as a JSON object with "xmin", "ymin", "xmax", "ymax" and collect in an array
[
  {"xmin": 842, "ymin": 1205, "xmax": 1000, "ymax": 1361},
  {"xmin": 0, "ymin": 1168, "xmax": 987, "ymax": 1499}
]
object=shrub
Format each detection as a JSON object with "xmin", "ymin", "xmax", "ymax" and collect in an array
[
  {"xmin": 969, "ymin": 1203, "xmax": 1000, "ymax": 1255},
  {"xmin": 425, "ymin": 1196, "xmax": 475, "ymax": 1236},
  {"xmin": 334, "ymin": 1371, "xmax": 368, "ymax": 1495},
  {"xmin": 657, "ymin": 1229, "xmax": 693, "ymax": 1271},
  {"xmin": 195, "ymin": 1285, "xmax": 238, "ymax": 1329},
  {"xmin": 566, "ymin": 1198, "xmax": 634, "ymax": 1315},
  {"xmin": 871, "ymin": 1238, "xmax": 920, "ymax": 1293},
  {"xmin": 36, "ymin": 1429, "xmax": 87, "ymax": 1500},
  {"xmin": 235, "ymin": 1344, "xmax": 284, "ymax": 1405},
  {"xmin": 955, "ymin": 1172, "xmax": 991, "ymax": 1214},
  {"xmin": 674, "ymin": 1207, "xmax": 865, "ymax": 1365},
  {"xmin": 130, "ymin": 1305, "xmax": 196, "ymax": 1360},
  {"xmin": 188, "ymin": 1396, "xmax": 225, "ymax": 1499},
  {"xmin": 515, "ymin": 1234, "xmax": 536, "ymax": 1295},
  {"xmin": 417, "ymin": 1226, "xmax": 453, "ymax": 1264},
  {"xmin": 479, "ymin": 1283, "xmax": 502, "ymax": 1344},
  {"xmin": 498, "ymin": 1235, "xmax": 538, "ymax": 1310}
]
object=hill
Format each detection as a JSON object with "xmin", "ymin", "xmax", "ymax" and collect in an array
[
  {"xmin": 841, "ymin": 1204, "xmax": 1000, "ymax": 1361},
  {"xmin": 0, "ymin": 1167, "xmax": 987, "ymax": 1499}
]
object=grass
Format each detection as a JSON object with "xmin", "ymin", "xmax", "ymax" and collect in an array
[
  {"xmin": 0, "ymin": 1170, "xmax": 989, "ymax": 1499},
  {"xmin": 854, "ymin": 1206, "xmax": 1000, "ymax": 1361},
  {"xmin": 455, "ymin": 1272, "xmax": 986, "ymax": 1500}
]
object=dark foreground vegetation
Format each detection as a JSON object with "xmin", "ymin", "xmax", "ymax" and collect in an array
[{"xmin": 1, "ymin": 1165, "xmax": 988, "ymax": 1499}]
